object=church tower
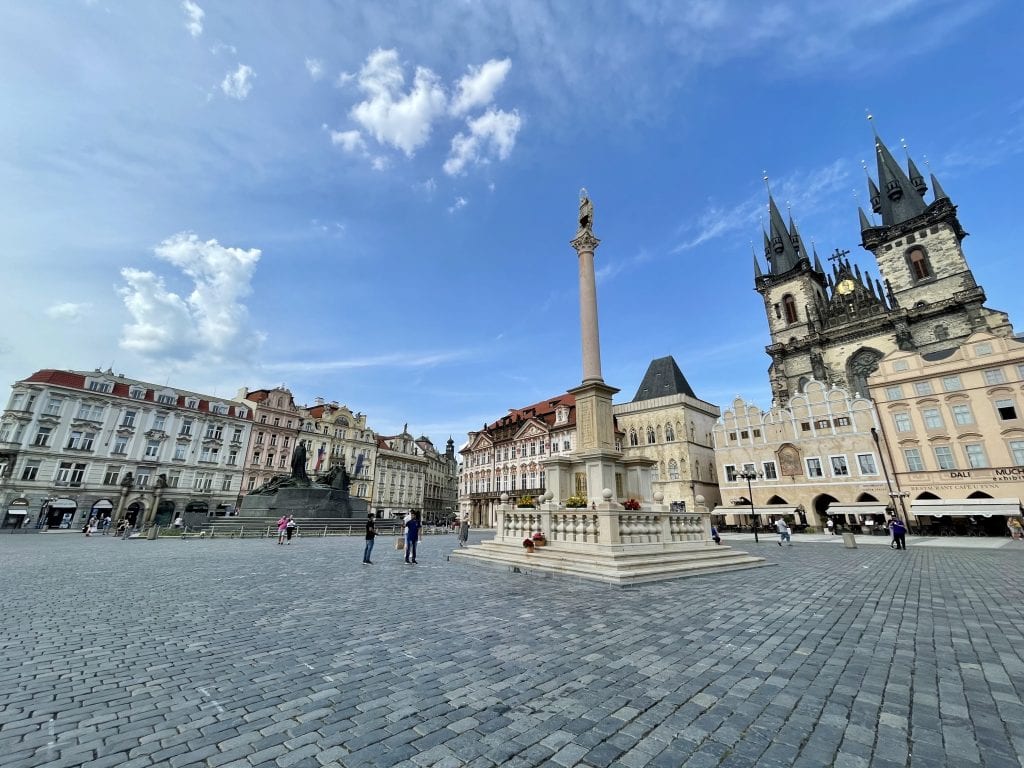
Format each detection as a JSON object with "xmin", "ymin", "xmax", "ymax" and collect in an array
[
  {"xmin": 859, "ymin": 135, "xmax": 1012, "ymax": 352},
  {"xmin": 755, "ymin": 132, "xmax": 1013, "ymax": 405}
]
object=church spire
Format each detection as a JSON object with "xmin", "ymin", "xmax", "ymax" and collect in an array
[
  {"xmin": 930, "ymin": 172, "xmax": 949, "ymax": 201},
  {"xmin": 858, "ymin": 207, "xmax": 873, "ymax": 233},
  {"xmin": 907, "ymin": 156, "xmax": 928, "ymax": 196},
  {"xmin": 752, "ymin": 245, "xmax": 763, "ymax": 279},
  {"xmin": 766, "ymin": 194, "xmax": 801, "ymax": 274},
  {"xmin": 873, "ymin": 135, "xmax": 927, "ymax": 226}
]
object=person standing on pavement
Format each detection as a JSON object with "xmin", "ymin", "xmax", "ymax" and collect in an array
[
  {"xmin": 890, "ymin": 517, "xmax": 907, "ymax": 550},
  {"xmin": 775, "ymin": 517, "xmax": 791, "ymax": 546},
  {"xmin": 458, "ymin": 518, "xmax": 470, "ymax": 548},
  {"xmin": 276, "ymin": 515, "xmax": 288, "ymax": 545},
  {"xmin": 405, "ymin": 510, "xmax": 420, "ymax": 563},
  {"xmin": 363, "ymin": 513, "xmax": 376, "ymax": 564},
  {"xmin": 826, "ymin": 518, "xmax": 834, "ymax": 536},
  {"xmin": 285, "ymin": 515, "xmax": 297, "ymax": 544},
  {"xmin": 1007, "ymin": 516, "xmax": 1023, "ymax": 541}
]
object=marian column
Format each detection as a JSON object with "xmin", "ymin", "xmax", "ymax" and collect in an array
[{"xmin": 569, "ymin": 190, "xmax": 619, "ymax": 460}]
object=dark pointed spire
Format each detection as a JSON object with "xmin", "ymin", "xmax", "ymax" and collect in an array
[
  {"xmin": 874, "ymin": 135, "xmax": 927, "ymax": 226},
  {"xmin": 752, "ymin": 245, "xmax": 763, "ymax": 279},
  {"xmin": 813, "ymin": 247, "xmax": 824, "ymax": 274},
  {"xmin": 766, "ymin": 194, "xmax": 801, "ymax": 274},
  {"xmin": 858, "ymin": 207, "xmax": 873, "ymax": 232},
  {"xmin": 867, "ymin": 175, "xmax": 881, "ymax": 214},
  {"xmin": 907, "ymin": 156, "xmax": 927, "ymax": 196},
  {"xmin": 930, "ymin": 172, "xmax": 949, "ymax": 201}
]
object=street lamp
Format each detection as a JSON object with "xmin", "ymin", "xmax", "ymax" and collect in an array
[{"xmin": 736, "ymin": 469, "xmax": 763, "ymax": 543}]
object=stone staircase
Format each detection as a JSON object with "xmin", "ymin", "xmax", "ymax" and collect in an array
[{"xmin": 452, "ymin": 540, "xmax": 768, "ymax": 586}]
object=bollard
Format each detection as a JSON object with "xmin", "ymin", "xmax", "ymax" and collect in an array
[{"xmin": 841, "ymin": 531, "xmax": 857, "ymax": 549}]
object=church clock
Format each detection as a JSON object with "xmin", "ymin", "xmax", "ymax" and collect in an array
[{"xmin": 836, "ymin": 278, "xmax": 856, "ymax": 295}]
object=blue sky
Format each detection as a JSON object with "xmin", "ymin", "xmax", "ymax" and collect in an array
[{"xmin": 2, "ymin": 1, "xmax": 1023, "ymax": 445}]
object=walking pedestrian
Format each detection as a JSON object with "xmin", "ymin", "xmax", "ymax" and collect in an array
[
  {"xmin": 711, "ymin": 525, "xmax": 721, "ymax": 545},
  {"xmin": 890, "ymin": 517, "xmax": 907, "ymax": 550},
  {"xmin": 775, "ymin": 517, "xmax": 791, "ymax": 546},
  {"xmin": 826, "ymin": 517, "xmax": 834, "ymax": 536},
  {"xmin": 285, "ymin": 515, "xmax": 297, "ymax": 544},
  {"xmin": 1007, "ymin": 516, "xmax": 1023, "ymax": 541},
  {"xmin": 276, "ymin": 515, "xmax": 288, "ymax": 545},
  {"xmin": 363, "ymin": 513, "xmax": 376, "ymax": 564},
  {"xmin": 458, "ymin": 517, "xmax": 470, "ymax": 548},
  {"xmin": 405, "ymin": 510, "xmax": 420, "ymax": 564}
]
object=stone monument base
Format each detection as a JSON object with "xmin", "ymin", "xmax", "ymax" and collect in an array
[
  {"xmin": 240, "ymin": 486, "xmax": 367, "ymax": 519},
  {"xmin": 451, "ymin": 498, "xmax": 767, "ymax": 586}
]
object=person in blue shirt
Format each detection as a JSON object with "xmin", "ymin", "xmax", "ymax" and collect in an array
[
  {"xmin": 404, "ymin": 510, "xmax": 421, "ymax": 564},
  {"xmin": 889, "ymin": 517, "xmax": 907, "ymax": 550}
]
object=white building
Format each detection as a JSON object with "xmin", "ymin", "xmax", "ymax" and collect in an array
[{"xmin": 0, "ymin": 369, "xmax": 253, "ymax": 529}]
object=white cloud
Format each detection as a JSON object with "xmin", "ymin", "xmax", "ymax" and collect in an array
[
  {"xmin": 182, "ymin": 0, "xmax": 204, "ymax": 38},
  {"xmin": 448, "ymin": 196, "xmax": 468, "ymax": 214},
  {"xmin": 371, "ymin": 156, "xmax": 389, "ymax": 171},
  {"xmin": 119, "ymin": 232, "xmax": 263, "ymax": 363},
  {"xmin": 443, "ymin": 108, "xmax": 522, "ymax": 176},
  {"xmin": 329, "ymin": 129, "xmax": 365, "ymax": 153},
  {"xmin": 221, "ymin": 64, "xmax": 255, "ymax": 100},
  {"xmin": 45, "ymin": 302, "xmax": 93, "ymax": 321},
  {"xmin": 349, "ymin": 49, "xmax": 448, "ymax": 156},
  {"xmin": 450, "ymin": 58, "xmax": 512, "ymax": 116},
  {"xmin": 305, "ymin": 57, "xmax": 324, "ymax": 80}
]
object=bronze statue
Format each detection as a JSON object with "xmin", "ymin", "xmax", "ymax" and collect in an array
[
  {"xmin": 290, "ymin": 442, "xmax": 309, "ymax": 481},
  {"xmin": 578, "ymin": 188, "xmax": 594, "ymax": 234}
]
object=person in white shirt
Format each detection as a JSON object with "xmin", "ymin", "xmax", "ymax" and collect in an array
[{"xmin": 775, "ymin": 518, "xmax": 791, "ymax": 546}]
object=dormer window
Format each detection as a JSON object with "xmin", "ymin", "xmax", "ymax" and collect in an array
[
  {"xmin": 87, "ymin": 379, "xmax": 112, "ymax": 393},
  {"xmin": 772, "ymin": 235, "xmax": 784, "ymax": 254},
  {"xmin": 157, "ymin": 393, "xmax": 177, "ymax": 405},
  {"xmin": 185, "ymin": 397, "xmax": 199, "ymax": 409},
  {"xmin": 886, "ymin": 179, "xmax": 902, "ymax": 201}
]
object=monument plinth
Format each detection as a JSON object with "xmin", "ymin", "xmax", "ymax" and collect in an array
[
  {"xmin": 239, "ymin": 444, "xmax": 367, "ymax": 519},
  {"xmin": 453, "ymin": 190, "xmax": 766, "ymax": 584}
]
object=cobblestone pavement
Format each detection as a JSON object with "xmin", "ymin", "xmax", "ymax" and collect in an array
[{"xmin": 2, "ymin": 531, "xmax": 1024, "ymax": 768}]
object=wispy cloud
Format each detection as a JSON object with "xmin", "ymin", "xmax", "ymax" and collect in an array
[
  {"xmin": 448, "ymin": 196, "xmax": 468, "ymax": 213},
  {"xmin": 305, "ymin": 57, "xmax": 324, "ymax": 81},
  {"xmin": 443, "ymin": 108, "xmax": 522, "ymax": 176},
  {"xmin": 595, "ymin": 248, "xmax": 652, "ymax": 283},
  {"xmin": 45, "ymin": 302, "xmax": 93, "ymax": 321},
  {"xmin": 263, "ymin": 350, "xmax": 471, "ymax": 373},
  {"xmin": 673, "ymin": 159, "xmax": 850, "ymax": 252}
]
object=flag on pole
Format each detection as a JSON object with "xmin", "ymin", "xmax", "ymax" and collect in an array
[{"xmin": 315, "ymin": 444, "xmax": 325, "ymax": 471}]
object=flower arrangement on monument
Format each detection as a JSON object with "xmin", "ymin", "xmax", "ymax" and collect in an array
[
  {"xmin": 516, "ymin": 494, "xmax": 536, "ymax": 508},
  {"xmin": 565, "ymin": 494, "xmax": 588, "ymax": 509},
  {"xmin": 622, "ymin": 498, "xmax": 641, "ymax": 511}
]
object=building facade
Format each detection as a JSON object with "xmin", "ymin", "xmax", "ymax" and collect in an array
[
  {"xmin": 755, "ymin": 134, "xmax": 1012, "ymax": 405},
  {"xmin": 372, "ymin": 426, "xmax": 427, "ymax": 519},
  {"xmin": 304, "ymin": 400, "xmax": 377, "ymax": 503},
  {"xmin": 713, "ymin": 380, "xmax": 890, "ymax": 531},
  {"xmin": 613, "ymin": 356, "xmax": 722, "ymax": 511},
  {"xmin": 415, "ymin": 435, "xmax": 458, "ymax": 524},
  {"xmin": 235, "ymin": 387, "xmax": 306, "ymax": 496},
  {"xmin": 0, "ymin": 369, "xmax": 253, "ymax": 529},
  {"xmin": 460, "ymin": 394, "xmax": 576, "ymax": 527},
  {"xmin": 867, "ymin": 331, "xmax": 1024, "ymax": 534}
]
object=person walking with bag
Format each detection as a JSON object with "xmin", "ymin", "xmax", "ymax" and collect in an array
[
  {"xmin": 363, "ymin": 513, "xmax": 376, "ymax": 564},
  {"xmin": 458, "ymin": 518, "xmax": 470, "ymax": 548},
  {"xmin": 404, "ymin": 510, "xmax": 420, "ymax": 564}
]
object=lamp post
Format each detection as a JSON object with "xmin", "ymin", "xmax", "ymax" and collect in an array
[{"xmin": 736, "ymin": 469, "xmax": 762, "ymax": 543}]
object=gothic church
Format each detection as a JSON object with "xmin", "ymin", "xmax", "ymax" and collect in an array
[{"xmin": 754, "ymin": 134, "xmax": 1013, "ymax": 404}]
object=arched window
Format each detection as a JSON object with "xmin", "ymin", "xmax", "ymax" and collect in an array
[
  {"xmin": 907, "ymin": 247, "xmax": 932, "ymax": 281},
  {"xmin": 665, "ymin": 423, "xmax": 675, "ymax": 442},
  {"xmin": 629, "ymin": 429, "xmax": 639, "ymax": 447},
  {"xmin": 783, "ymin": 294, "xmax": 798, "ymax": 324},
  {"xmin": 668, "ymin": 460, "xmax": 680, "ymax": 480},
  {"xmin": 646, "ymin": 426, "xmax": 656, "ymax": 444}
]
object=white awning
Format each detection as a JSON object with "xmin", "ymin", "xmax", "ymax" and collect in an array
[
  {"xmin": 5, "ymin": 510, "xmax": 27, "ymax": 515},
  {"xmin": 827, "ymin": 503, "xmax": 889, "ymax": 516},
  {"xmin": 911, "ymin": 498, "xmax": 1022, "ymax": 517},
  {"xmin": 715, "ymin": 505, "xmax": 799, "ymax": 516}
]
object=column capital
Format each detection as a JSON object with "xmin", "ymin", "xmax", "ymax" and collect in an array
[{"xmin": 570, "ymin": 231, "xmax": 600, "ymax": 253}]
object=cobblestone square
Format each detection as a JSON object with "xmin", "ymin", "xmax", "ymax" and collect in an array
[{"xmin": 2, "ymin": 532, "xmax": 1023, "ymax": 767}]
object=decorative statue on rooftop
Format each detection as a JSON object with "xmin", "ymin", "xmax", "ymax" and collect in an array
[{"xmin": 577, "ymin": 187, "xmax": 594, "ymax": 235}]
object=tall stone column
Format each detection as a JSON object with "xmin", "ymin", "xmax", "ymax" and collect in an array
[{"xmin": 571, "ymin": 189, "xmax": 604, "ymax": 385}]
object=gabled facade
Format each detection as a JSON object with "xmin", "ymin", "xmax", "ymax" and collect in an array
[
  {"xmin": 415, "ymin": 435, "xmax": 458, "ymax": 524},
  {"xmin": 235, "ymin": 386, "xmax": 306, "ymax": 494},
  {"xmin": 0, "ymin": 369, "xmax": 253, "ymax": 529},
  {"xmin": 372, "ymin": 426, "xmax": 428, "ymax": 519},
  {"xmin": 755, "ymin": 134, "xmax": 1012, "ymax": 405},
  {"xmin": 304, "ymin": 400, "xmax": 377, "ymax": 503},
  {"xmin": 613, "ymin": 356, "xmax": 722, "ymax": 510}
]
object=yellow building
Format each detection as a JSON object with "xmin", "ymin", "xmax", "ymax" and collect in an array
[{"xmin": 867, "ymin": 331, "xmax": 1024, "ymax": 534}]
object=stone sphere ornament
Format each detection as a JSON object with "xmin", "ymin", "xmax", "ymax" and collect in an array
[
  {"xmin": 653, "ymin": 491, "xmax": 664, "ymax": 503},
  {"xmin": 500, "ymin": 493, "xmax": 509, "ymax": 503},
  {"xmin": 695, "ymin": 495, "xmax": 705, "ymax": 504},
  {"xmin": 602, "ymin": 489, "xmax": 613, "ymax": 501}
]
